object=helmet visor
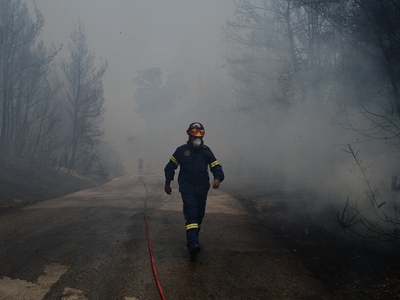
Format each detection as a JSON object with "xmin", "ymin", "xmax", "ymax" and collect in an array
[{"xmin": 187, "ymin": 123, "xmax": 205, "ymax": 137}]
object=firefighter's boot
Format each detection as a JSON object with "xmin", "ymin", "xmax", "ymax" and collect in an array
[{"xmin": 189, "ymin": 244, "xmax": 201, "ymax": 262}]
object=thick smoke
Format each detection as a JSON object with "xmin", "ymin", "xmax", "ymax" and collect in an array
[{"xmin": 31, "ymin": 0, "xmax": 398, "ymax": 220}]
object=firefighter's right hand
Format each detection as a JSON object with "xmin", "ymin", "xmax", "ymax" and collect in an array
[{"xmin": 164, "ymin": 186, "xmax": 172, "ymax": 195}]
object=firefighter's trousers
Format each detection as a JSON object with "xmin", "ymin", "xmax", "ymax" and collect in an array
[{"xmin": 181, "ymin": 192, "xmax": 207, "ymax": 248}]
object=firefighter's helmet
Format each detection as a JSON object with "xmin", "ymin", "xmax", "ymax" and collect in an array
[{"xmin": 187, "ymin": 122, "xmax": 205, "ymax": 137}]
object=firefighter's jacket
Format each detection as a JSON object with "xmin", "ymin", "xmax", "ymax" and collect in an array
[{"xmin": 164, "ymin": 142, "xmax": 224, "ymax": 194}]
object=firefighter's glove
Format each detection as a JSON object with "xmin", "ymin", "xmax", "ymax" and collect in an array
[
  {"xmin": 213, "ymin": 179, "xmax": 220, "ymax": 189},
  {"xmin": 165, "ymin": 186, "xmax": 172, "ymax": 195}
]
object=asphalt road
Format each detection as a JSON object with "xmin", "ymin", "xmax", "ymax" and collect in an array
[{"xmin": 0, "ymin": 174, "xmax": 332, "ymax": 300}]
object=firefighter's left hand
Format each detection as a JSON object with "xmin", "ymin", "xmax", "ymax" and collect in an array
[
  {"xmin": 164, "ymin": 186, "xmax": 172, "ymax": 195},
  {"xmin": 213, "ymin": 179, "xmax": 220, "ymax": 189}
]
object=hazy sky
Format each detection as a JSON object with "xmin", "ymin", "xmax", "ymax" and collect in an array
[{"xmin": 33, "ymin": 0, "xmax": 236, "ymax": 171}]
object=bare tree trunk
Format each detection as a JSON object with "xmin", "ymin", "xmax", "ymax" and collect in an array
[{"xmin": 61, "ymin": 21, "xmax": 107, "ymax": 172}]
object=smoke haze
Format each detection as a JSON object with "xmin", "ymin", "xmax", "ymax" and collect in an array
[
  {"xmin": 33, "ymin": 0, "xmax": 235, "ymax": 169},
  {"xmin": 30, "ymin": 0, "xmax": 397, "ymax": 212}
]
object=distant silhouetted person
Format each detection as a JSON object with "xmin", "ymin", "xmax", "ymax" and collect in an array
[
  {"xmin": 164, "ymin": 122, "xmax": 224, "ymax": 262},
  {"xmin": 138, "ymin": 158, "xmax": 144, "ymax": 174},
  {"xmin": 392, "ymin": 176, "xmax": 400, "ymax": 191}
]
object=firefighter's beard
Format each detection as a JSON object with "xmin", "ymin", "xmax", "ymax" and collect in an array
[{"xmin": 192, "ymin": 138, "xmax": 202, "ymax": 148}]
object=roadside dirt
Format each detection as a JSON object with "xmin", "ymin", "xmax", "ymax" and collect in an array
[
  {"xmin": 0, "ymin": 154, "xmax": 107, "ymax": 212},
  {"xmin": 223, "ymin": 179, "xmax": 400, "ymax": 300},
  {"xmin": 0, "ymin": 157, "xmax": 399, "ymax": 299}
]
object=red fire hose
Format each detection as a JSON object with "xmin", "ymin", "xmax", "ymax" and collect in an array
[
  {"xmin": 144, "ymin": 213, "xmax": 167, "ymax": 300},
  {"xmin": 140, "ymin": 177, "xmax": 167, "ymax": 300}
]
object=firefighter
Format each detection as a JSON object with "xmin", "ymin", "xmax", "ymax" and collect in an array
[
  {"xmin": 164, "ymin": 122, "xmax": 225, "ymax": 261},
  {"xmin": 138, "ymin": 158, "xmax": 144, "ymax": 174}
]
